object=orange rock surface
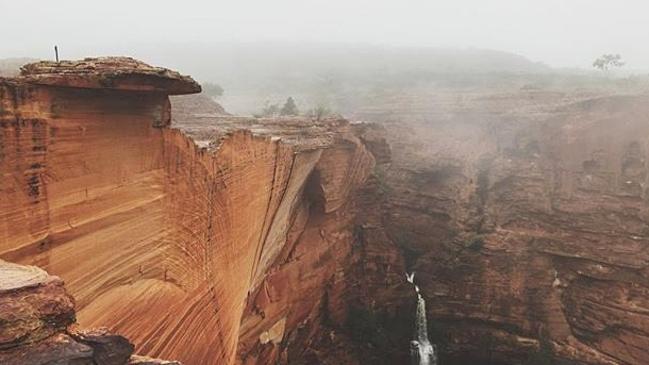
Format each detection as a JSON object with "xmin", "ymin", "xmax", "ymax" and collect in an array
[
  {"xmin": 0, "ymin": 259, "xmax": 179, "ymax": 364},
  {"xmin": 352, "ymin": 90, "xmax": 649, "ymax": 364},
  {"xmin": 0, "ymin": 58, "xmax": 376, "ymax": 364}
]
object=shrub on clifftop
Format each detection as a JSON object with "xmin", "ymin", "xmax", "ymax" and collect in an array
[{"xmin": 280, "ymin": 96, "xmax": 299, "ymax": 116}]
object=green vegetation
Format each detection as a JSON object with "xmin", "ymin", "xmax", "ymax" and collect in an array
[
  {"xmin": 254, "ymin": 101, "xmax": 280, "ymax": 117},
  {"xmin": 307, "ymin": 104, "xmax": 332, "ymax": 121},
  {"xmin": 280, "ymin": 96, "xmax": 299, "ymax": 116},
  {"xmin": 593, "ymin": 54, "xmax": 624, "ymax": 72},
  {"xmin": 254, "ymin": 97, "xmax": 301, "ymax": 117}
]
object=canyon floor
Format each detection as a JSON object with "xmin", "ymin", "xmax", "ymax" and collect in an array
[{"xmin": 2, "ymin": 58, "xmax": 649, "ymax": 365}]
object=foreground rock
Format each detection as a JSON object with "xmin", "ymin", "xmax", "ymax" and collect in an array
[
  {"xmin": 0, "ymin": 261, "xmax": 75, "ymax": 351},
  {"xmin": 0, "ymin": 260, "xmax": 179, "ymax": 364}
]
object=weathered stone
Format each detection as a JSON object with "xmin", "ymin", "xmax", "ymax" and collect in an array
[
  {"xmin": 353, "ymin": 90, "xmax": 649, "ymax": 364},
  {"xmin": 0, "ymin": 333, "xmax": 95, "ymax": 365},
  {"xmin": 0, "ymin": 260, "xmax": 75, "ymax": 350},
  {"xmin": 128, "ymin": 354, "xmax": 182, "ymax": 364},
  {"xmin": 0, "ymin": 259, "xmax": 179, "ymax": 364},
  {"xmin": 0, "ymin": 57, "xmax": 376, "ymax": 365},
  {"xmin": 20, "ymin": 57, "xmax": 200, "ymax": 95},
  {"xmin": 70, "ymin": 327, "xmax": 135, "ymax": 365}
]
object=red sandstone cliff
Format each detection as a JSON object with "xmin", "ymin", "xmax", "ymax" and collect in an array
[
  {"xmin": 0, "ymin": 259, "xmax": 178, "ymax": 364},
  {"xmin": 0, "ymin": 57, "xmax": 377, "ymax": 365},
  {"xmin": 4, "ymin": 56, "xmax": 646, "ymax": 365},
  {"xmin": 352, "ymin": 89, "xmax": 649, "ymax": 365}
]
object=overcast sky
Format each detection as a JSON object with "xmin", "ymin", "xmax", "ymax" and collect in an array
[{"xmin": 2, "ymin": 0, "xmax": 649, "ymax": 69}]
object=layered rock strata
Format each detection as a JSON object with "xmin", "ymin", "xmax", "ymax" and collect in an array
[
  {"xmin": 0, "ymin": 58, "xmax": 377, "ymax": 365},
  {"xmin": 0, "ymin": 259, "xmax": 178, "ymax": 364},
  {"xmin": 352, "ymin": 90, "xmax": 649, "ymax": 364}
]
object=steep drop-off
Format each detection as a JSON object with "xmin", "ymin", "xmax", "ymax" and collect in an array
[
  {"xmin": 0, "ymin": 58, "xmax": 378, "ymax": 365},
  {"xmin": 352, "ymin": 89, "xmax": 649, "ymax": 364},
  {"xmin": 0, "ymin": 259, "xmax": 178, "ymax": 364},
  {"xmin": 5, "ymin": 57, "xmax": 648, "ymax": 365}
]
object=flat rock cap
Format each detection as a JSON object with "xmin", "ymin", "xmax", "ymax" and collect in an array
[{"xmin": 20, "ymin": 57, "xmax": 201, "ymax": 95}]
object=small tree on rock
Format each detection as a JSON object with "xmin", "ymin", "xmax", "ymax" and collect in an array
[
  {"xmin": 255, "ymin": 101, "xmax": 280, "ymax": 117},
  {"xmin": 280, "ymin": 97, "xmax": 299, "ymax": 116},
  {"xmin": 593, "ymin": 54, "xmax": 624, "ymax": 72},
  {"xmin": 308, "ymin": 104, "xmax": 331, "ymax": 121}
]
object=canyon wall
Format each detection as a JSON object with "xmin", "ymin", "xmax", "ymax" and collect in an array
[
  {"xmin": 4, "ymin": 57, "xmax": 647, "ymax": 365},
  {"xmin": 353, "ymin": 90, "xmax": 649, "ymax": 365},
  {"xmin": 0, "ymin": 58, "xmax": 378, "ymax": 365}
]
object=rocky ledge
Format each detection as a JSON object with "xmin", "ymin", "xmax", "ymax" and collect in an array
[
  {"xmin": 17, "ymin": 57, "xmax": 201, "ymax": 94},
  {"xmin": 0, "ymin": 260, "xmax": 180, "ymax": 365},
  {"xmin": 0, "ymin": 57, "xmax": 387, "ymax": 365}
]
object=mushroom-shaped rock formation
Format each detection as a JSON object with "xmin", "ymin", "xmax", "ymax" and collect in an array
[{"xmin": 20, "ymin": 57, "xmax": 201, "ymax": 94}]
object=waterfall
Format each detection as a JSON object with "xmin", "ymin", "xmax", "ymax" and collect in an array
[{"xmin": 406, "ymin": 273, "xmax": 437, "ymax": 365}]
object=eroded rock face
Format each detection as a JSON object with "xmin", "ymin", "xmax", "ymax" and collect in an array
[
  {"xmin": 0, "ymin": 260, "xmax": 177, "ymax": 365},
  {"xmin": 10, "ymin": 56, "xmax": 645, "ymax": 365},
  {"xmin": 20, "ymin": 57, "xmax": 201, "ymax": 95},
  {"xmin": 352, "ymin": 90, "xmax": 649, "ymax": 364},
  {"xmin": 0, "ymin": 260, "xmax": 75, "ymax": 351},
  {"xmin": 0, "ymin": 58, "xmax": 376, "ymax": 365}
]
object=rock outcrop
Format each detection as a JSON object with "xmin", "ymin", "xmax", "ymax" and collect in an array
[
  {"xmin": 0, "ymin": 57, "xmax": 376, "ymax": 365},
  {"xmin": 20, "ymin": 57, "xmax": 200, "ymax": 95},
  {"xmin": 352, "ymin": 89, "xmax": 649, "ymax": 364},
  {"xmin": 5, "ymin": 56, "xmax": 646, "ymax": 365},
  {"xmin": 0, "ymin": 259, "xmax": 178, "ymax": 364}
]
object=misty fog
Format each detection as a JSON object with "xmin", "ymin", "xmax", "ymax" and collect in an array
[
  {"xmin": 3, "ymin": 0, "xmax": 649, "ymax": 115},
  {"xmin": 3, "ymin": 2, "xmax": 649, "ymax": 365},
  {"xmin": 2, "ymin": 0, "xmax": 649, "ymax": 69}
]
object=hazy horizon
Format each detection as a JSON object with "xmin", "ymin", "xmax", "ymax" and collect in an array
[{"xmin": 2, "ymin": 0, "xmax": 649, "ymax": 70}]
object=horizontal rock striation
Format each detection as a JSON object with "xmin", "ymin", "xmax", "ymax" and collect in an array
[
  {"xmin": 20, "ymin": 57, "xmax": 201, "ymax": 95},
  {"xmin": 0, "ymin": 259, "xmax": 179, "ymax": 364},
  {"xmin": 353, "ymin": 90, "xmax": 649, "ymax": 364},
  {"xmin": 0, "ymin": 260, "xmax": 75, "ymax": 351},
  {"xmin": 0, "ymin": 58, "xmax": 377, "ymax": 365}
]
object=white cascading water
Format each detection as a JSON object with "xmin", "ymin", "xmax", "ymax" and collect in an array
[{"xmin": 406, "ymin": 272, "xmax": 437, "ymax": 365}]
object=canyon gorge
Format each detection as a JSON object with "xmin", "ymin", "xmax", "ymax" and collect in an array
[{"xmin": 1, "ymin": 57, "xmax": 649, "ymax": 365}]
